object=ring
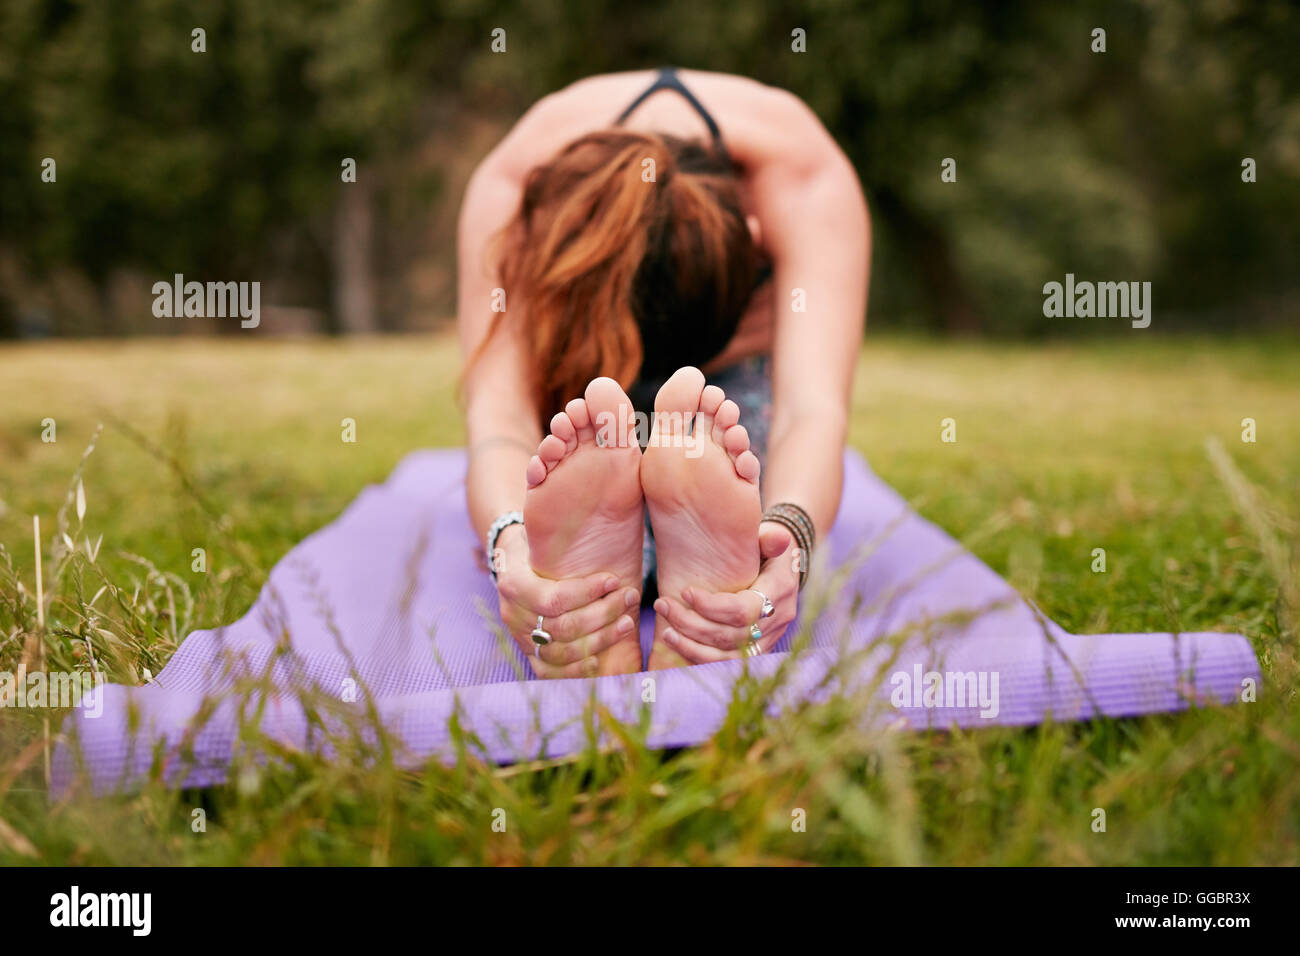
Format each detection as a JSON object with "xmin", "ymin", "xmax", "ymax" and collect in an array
[
  {"xmin": 748, "ymin": 623, "xmax": 762, "ymax": 643},
  {"xmin": 530, "ymin": 614, "xmax": 552, "ymax": 646},
  {"xmin": 748, "ymin": 589, "xmax": 775, "ymax": 619},
  {"xmin": 744, "ymin": 642, "xmax": 762, "ymax": 657}
]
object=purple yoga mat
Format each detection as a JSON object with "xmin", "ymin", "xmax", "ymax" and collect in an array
[{"xmin": 53, "ymin": 449, "xmax": 1259, "ymax": 794}]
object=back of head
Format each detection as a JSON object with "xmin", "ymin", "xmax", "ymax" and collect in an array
[{"xmin": 488, "ymin": 129, "xmax": 760, "ymax": 421}]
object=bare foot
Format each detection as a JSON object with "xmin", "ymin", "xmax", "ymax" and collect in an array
[
  {"xmin": 640, "ymin": 367, "xmax": 762, "ymax": 669},
  {"xmin": 523, "ymin": 377, "xmax": 646, "ymax": 675}
]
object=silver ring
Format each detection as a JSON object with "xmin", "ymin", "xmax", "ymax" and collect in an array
[
  {"xmin": 744, "ymin": 642, "xmax": 762, "ymax": 658},
  {"xmin": 748, "ymin": 589, "xmax": 775, "ymax": 619},
  {"xmin": 748, "ymin": 623, "xmax": 762, "ymax": 643},
  {"xmin": 530, "ymin": 614, "xmax": 552, "ymax": 646}
]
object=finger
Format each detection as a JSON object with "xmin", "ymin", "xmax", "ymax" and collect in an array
[
  {"xmin": 538, "ymin": 613, "xmax": 637, "ymax": 666},
  {"xmin": 505, "ymin": 601, "xmax": 546, "ymax": 654},
  {"xmin": 658, "ymin": 626, "xmax": 725, "ymax": 664},
  {"xmin": 543, "ymin": 586, "xmax": 640, "ymax": 643},
  {"xmin": 679, "ymin": 586, "xmax": 765, "ymax": 629},
  {"xmin": 515, "ymin": 569, "xmax": 622, "ymax": 618},
  {"xmin": 661, "ymin": 625, "xmax": 782, "ymax": 665},
  {"xmin": 530, "ymin": 649, "xmax": 602, "ymax": 680},
  {"xmin": 500, "ymin": 606, "xmax": 531, "ymax": 647},
  {"xmin": 758, "ymin": 521, "xmax": 794, "ymax": 560},
  {"xmin": 654, "ymin": 596, "xmax": 748, "ymax": 650}
]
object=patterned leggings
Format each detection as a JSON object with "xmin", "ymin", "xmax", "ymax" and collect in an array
[{"xmin": 626, "ymin": 355, "xmax": 773, "ymax": 593}]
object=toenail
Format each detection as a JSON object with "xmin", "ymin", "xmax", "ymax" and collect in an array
[
  {"xmin": 625, "ymin": 588, "xmax": 639, "ymax": 608},
  {"xmin": 617, "ymin": 615, "xmax": 634, "ymax": 635}
]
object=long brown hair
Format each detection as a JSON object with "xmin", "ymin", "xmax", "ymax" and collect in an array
[{"xmin": 472, "ymin": 129, "xmax": 760, "ymax": 422}]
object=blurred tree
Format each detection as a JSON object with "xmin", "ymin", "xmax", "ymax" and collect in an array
[
  {"xmin": 1, "ymin": 0, "xmax": 1296, "ymax": 336},
  {"xmin": 1, "ymin": 0, "xmax": 423, "ymax": 333}
]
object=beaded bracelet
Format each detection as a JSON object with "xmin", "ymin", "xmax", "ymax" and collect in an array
[
  {"xmin": 761, "ymin": 502, "xmax": 816, "ymax": 591},
  {"xmin": 485, "ymin": 510, "xmax": 524, "ymax": 582}
]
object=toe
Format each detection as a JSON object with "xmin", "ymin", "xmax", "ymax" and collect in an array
[
  {"xmin": 538, "ymin": 434, "xmax": 568, "ymax": 470},
  {"xmin": 711, "ymin": 398, "xmax": 741, "ymax": 444},
  {"xmin": 722, "ymin": 424, "xmax": 750, "ymax": 459},
  {"xmin": 525, "ymin": 455, "xmax": 548, "ymax": 487},
  {"xmin": 652, "ymin": 366, "xmax": 706, "ymax": 442},
  {"xmin": 565, "ymin": 396, "xmax": 595, "ymax": 442},
  {"xmin": 695, "ymin": 384, "xmax": 725, "ymax": 436},
  {"xmin": 584, "ymin": 377, "xmax": 637, "ymax": 449},
  {"xmin": 734, "ymin": 450, "xmax": 761, "ymax": 483},
  {"xmin": 549, "ymin": 411, "xmax": 578, "ymax": 453}
]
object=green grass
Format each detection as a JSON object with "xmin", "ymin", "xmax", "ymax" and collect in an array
[{"xmin": 0, "ymin": 332, "xmax": 1296, "ymax": 865}]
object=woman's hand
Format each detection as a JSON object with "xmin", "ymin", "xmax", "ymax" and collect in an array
[
  {"xmin": 653, "ymin": 523, "xmax": 800, "ymax": 663},
  {"xmin": 493, "ymin": 526, "xmax": 641, "ymax": 678}
]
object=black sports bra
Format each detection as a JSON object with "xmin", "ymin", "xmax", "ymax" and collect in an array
[
  {"xmin": 613, "ymin": 68, "xmax": 772, "ymax": 294},
  {"xmin": 614, "ymin": 67, "xmax": 733, "ymax": 165}
]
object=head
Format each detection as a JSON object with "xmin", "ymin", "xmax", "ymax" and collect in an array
[{"xmin": 480, "ymin": 129, "xmax": 761, "ymax": 422}]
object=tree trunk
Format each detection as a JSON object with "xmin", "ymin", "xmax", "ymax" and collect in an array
[
  {"xmin": 874, "ymin": 186, "xmax": 983, "ymax": 334},
  {"xmin": 332, "ymin": 181, "xmax": 378, "ymax": 334}
]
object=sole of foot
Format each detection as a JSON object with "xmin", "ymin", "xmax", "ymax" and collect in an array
[
  {"xmin": 523, "ymin": 377, "xmax": 646, "ymax": 675},
  {"xmin": 640, "ymin": 366, "xmax": 762, "ymax": 669}
]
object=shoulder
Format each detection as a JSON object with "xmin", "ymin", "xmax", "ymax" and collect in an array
[
  {"xmin": 477, "ymin": 71, "xmax": 660, "ymax": 181},
  {"xmin": 676, "ymin": 71, "xmax": 840, "ymax": 173}
]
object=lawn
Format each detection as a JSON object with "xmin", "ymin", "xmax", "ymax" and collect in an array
[{"xmin": 0, "ymin": 332, "xmax": 1296, "ymax": 864}]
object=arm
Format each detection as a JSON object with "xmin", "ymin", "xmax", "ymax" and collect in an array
[
  {"xmin": 457, "ymin": 159, "xmax": 542, "ymax": 542},
  {"xmin": 655, "ymin": 95, "xmax": 871, "ymax": 660},
  {"xmin": 458, "ymin": 89, "xmax": 615, "ymax": 538},
  {"xmin": 457, "ymin": 135, "xmax": 635, "ymax": 677},
  {"xmin": 748, "ymin": 94, "xmax": 871, "ymax": 541}
]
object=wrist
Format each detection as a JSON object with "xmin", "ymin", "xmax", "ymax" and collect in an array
[
  {"xmin": 761, "ymin": 503, "xmax": 816, "ymax": 591},
  {"xmin": 485, "ymin": 510, "xmax": 526, "ymax": 581},
  {"xmin": 496, "ymin": 522, "xmax": 527, "ymax": 552}
]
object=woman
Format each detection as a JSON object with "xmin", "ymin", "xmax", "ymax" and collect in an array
[{"xmin": 458, "ymin": 68, "xmax": 870, "ymax": 678}]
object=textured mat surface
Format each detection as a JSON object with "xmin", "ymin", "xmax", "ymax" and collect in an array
[{"xmin": 53, "ymin": 449, "xmax": 1259, "ymax": 794}]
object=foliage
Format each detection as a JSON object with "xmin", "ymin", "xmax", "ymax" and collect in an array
[{"xmin": 1, "ymin": 0, "xmax": 1297, "ymax": 334}]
